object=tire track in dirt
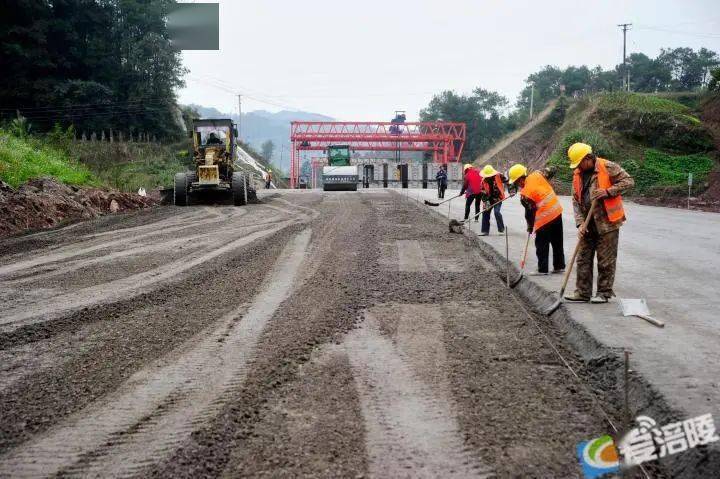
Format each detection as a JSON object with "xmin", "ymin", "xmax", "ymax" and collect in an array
[
  {"xmin": 3, "ymin": 214, "xmax": 301, "ymax": 287},
  {"xmin": 75, "ymin": 208, "xmax": 208, "ymax": 239},
  {"xmin": 0, "ymin": 223, "xmax": 287, "ymax": 333},
  {"xmin": 0, "ymin": 224, "xmax": 300, "ymax": 453},
  {"xmin": 343, "ymin": 308, "xmax": 493, "ymax": 478},
  {"xmin": 0, "ymin": 229, "xmax": 312, "ymax": 478},
  {"xmin": 0, "ymin": 207, "xmax": 243, "ymax": 278}
]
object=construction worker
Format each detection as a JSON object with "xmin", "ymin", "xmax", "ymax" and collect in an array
[
  {"xmin": 460, "ymin": 164, "xmax": 482, "ymax": 221},
  {"xmin": 508, "ymin": 164, "xmax": 565, "ymax": 275},
  {"xmin": 436, "ymin": 165, "xmax": 448, "ymax": 199},
  {"xmin": 565, "ymin": 143, "xmax": 634, "ymax": 303},
  {"xmin": 206, "ymin": 131, "xmax": 223, "ymax": 145},
  {"xmin": 265, "ymin": 170, "xmax": 273, "ymax": 189},
  {"xmin": 479, "ymin": 165, "xmax": 506, "ymax": 236}
]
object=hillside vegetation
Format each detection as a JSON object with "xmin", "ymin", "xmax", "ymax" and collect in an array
[
  {"xmin": 74, "ymin": 140, "xmax": 191, "ymax": 193},
  {"xmin": 539, "ymin": 92, "xmax": 717, "ymax": 197},
  {"xmin": 0, "ymin": 130, "xmax": 98, "ymax": 188}
]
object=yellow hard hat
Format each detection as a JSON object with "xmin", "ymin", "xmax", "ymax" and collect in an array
[
  {"xmin": 480, "ymin": 165, "xmax": 498, "ymax": 178},
  {"xmin": 508, "ymin": 164, "xmax": 528, "ymax": 184},
  {"xmin": 463, "ymin": 163, "xmax": 473, "ymax": 171},
  {"xmin": 568, "ymin": 142, "xmax": 592, "ymax": 169}
]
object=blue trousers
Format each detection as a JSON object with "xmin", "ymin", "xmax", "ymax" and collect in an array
[{"xmin": 481, "ymin": 202, "xmax": 505, "ymax": 233}]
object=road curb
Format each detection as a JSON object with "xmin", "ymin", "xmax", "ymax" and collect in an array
[{"xmin": 401, "ymin": 190, "xmax": 719, "ymax": 478}]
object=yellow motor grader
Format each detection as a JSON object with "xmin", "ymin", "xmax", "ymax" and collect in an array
[{"xmin": 174, "ymin": 118, "xmax": 256, "ymax": 206}]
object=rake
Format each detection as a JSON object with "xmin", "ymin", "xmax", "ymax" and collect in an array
[{"xmin": 448, "ymin": 194, "xmax": 515, "ymax": 233}]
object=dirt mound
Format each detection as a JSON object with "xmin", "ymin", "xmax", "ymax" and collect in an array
[{"xmin": 0, "ymin": 177, "xmax": 156, "ymax": 237}]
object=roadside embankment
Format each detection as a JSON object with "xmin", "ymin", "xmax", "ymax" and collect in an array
[{"xmin": 0, "ymin": 178, "xmax": 155, "ymax": 238}]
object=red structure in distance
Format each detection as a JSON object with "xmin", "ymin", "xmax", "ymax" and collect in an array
[{"xmin": 288, "ymin": 121, "xmax": 466, "ymax": 188}]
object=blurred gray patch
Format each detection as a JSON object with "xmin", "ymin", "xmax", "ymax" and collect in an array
[{"xmin": 168, "ymin": 3, "xmax": 219, "ymax": 50}]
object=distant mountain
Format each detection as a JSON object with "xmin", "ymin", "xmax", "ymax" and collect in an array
[{"xmin": 184, "ymin": 105, "xmax": 334, "ymax": 172}]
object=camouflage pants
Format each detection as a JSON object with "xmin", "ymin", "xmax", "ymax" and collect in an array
[{"xmin": 574, "ymin": 227, "xmax": 619, "ymax": 299}]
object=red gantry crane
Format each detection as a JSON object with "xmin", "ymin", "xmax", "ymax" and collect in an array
[{"xmin": 288, "ymin": 121, "xmax": 466, "ymax": 189}]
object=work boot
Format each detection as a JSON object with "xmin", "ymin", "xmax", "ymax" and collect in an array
[
  {"xmin": 564, "ymin": 292, "xmax": 590, "ymax": 302},
  {"xmin": 478, "ymin": 232, "xmax": 489, "ymax": 236},
  {"xmin": 590, "ymin": 295, "xmax": 610, "ymax": 304},
  {"xmin": 552, "ymin": 268, "xmax": 565, "ymax": 274},
  {"xmin": 529, "ymin": 271, "xmax": 549, "ymax": 276}
]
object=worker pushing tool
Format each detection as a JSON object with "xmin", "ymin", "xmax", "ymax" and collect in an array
[
  {"xmin": 460, "ymin": 164, "xmax": 483, "ymax": 221},
  {"xmin": 508, "ymin": 163, "xmax": 565, "ymax": 275},
  {"xmin": 479, "ymin": 165, "xmax": 506, "ymax": 236},
  {"xmin": 564, "ymin": 142, "xmax": 634, "ymax": 304}
]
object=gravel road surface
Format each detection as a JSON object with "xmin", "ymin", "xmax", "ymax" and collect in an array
[{"xmin": 0, "ymin": 190, "xmax": 633, "ymax": 478}]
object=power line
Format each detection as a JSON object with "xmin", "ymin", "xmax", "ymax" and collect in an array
[
  {"xmin": 634, "ymin": 25, "xmax": 720, "ymax": 39},
  {"xmin": 0, "ymin": 98, "xmax": 177, "ymax": 112},
  {"xmin": 186, "ymin": 76, "xmax": 304, "ymax": 111},
  {"xmin": 7, "ymin": 105, "xmax": 177, "ymax": 121}
]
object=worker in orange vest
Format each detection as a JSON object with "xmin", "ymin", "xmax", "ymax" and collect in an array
[
  {"xmin": 508, "ymin": 164, "xmax": 565, "ymax": 275},
  {"xmin": 565, "ymin": 143, "xmax": 634, "ymax": 303},
  {"xmin": 478, "ymin": 165, "xmax": 506, "ymax": 235}
]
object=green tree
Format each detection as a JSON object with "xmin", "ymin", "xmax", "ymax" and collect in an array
[
  {"xmin": 180, "ymin": 105, "xmax": 200, "ymax": 132},
  {"xmin": 261, "ymin": 140, "xmax": 275, "ymax": 161},
  {"xmin": 698, "ymin": 48, "xmax": 720, "ymax": 86},
  {"xmin": 709, "ymin": 67, "xmax": 720, "ymax": 92},
  {"xmin": 560, "ymin": 66, "xmax": 592, "ymax": 96},
  {"xmin": 586, "ymin": 66, "xmax": 621, "ymax": 93},
  {"xmin": 0, "ymin": 0, "xmax": 185, "ymax": 140},
  {"xmin": 657, "ymin": 47, "xmax": 719, "ymax": 91},
  {"xmin": 516, "ymin": 65, "xmax": 563, "ymax": 110},
  {"xmin": 624, "ymin": 53, "xmax": 672, "ymax": 92},
  {"xmin": 420, "ymin": 88, "xmax": 510, "ymax": 160}
]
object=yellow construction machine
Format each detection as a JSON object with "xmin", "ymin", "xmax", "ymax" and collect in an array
[{"xmin": 174, "ymin": 118, "xmax": 256, "ymax": 206}]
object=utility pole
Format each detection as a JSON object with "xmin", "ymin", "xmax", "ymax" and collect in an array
[
  {"xmin": 529, "ymin": 82, "xmax": 535, "ymax": 121},
  {"xmin": 618, "ymin": 23, "xmax": 632, "ymax": 92},
  {"xmin": 237, "ymin": 94, "xmax": 242, "ymax": 140}
]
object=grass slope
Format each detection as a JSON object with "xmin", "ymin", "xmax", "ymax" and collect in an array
[
  {"xmin": 73, "ymin": 141, "xmax": 191, "ymax": 193},
  {"xmin": 544, "ymin": 92, "xmax": 717, "ymax": 195},
  {"xmin": 0, "ymin": 130, "xmax": 97, "ymax": 188}
]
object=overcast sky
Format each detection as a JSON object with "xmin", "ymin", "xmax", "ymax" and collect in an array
[{"xmin": 177, "ymin": 0, "xmax": 720, "ymax": 121}]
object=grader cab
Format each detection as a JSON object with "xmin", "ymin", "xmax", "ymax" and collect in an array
[{"xmin": 174, "ymin": 118, "xmax": 256, "ymax": 206}]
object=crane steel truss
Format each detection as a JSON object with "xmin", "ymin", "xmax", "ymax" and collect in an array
[{"xmin": 289, "ymin": 121, "xmax": 466, "ymax": 189}]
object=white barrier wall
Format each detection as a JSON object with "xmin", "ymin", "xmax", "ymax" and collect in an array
[{"xmin": 349, "ymin": 159, "xmax": 463, "ymax": 189}]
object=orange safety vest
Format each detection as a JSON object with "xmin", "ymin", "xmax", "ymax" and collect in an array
[
  {"xmin": 482, "ymin": 174, "xmax": 506, "ymax": 200},
  {"xmin": 521, "ymin": 171, "xmax": 563, "ymax": 232},
  {"xmin": 572, "ymin": 158, "xmax": 625, "ymax": 223}
]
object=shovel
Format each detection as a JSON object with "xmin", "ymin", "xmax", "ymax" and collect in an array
[
  {"xmin": 545, "ymin": 200, "xmax": 597, "ymax": 315},
  {"xmin": 510, "ymin": 232, "xmax": 532, "ymax": 288},
  {"xmin": 425, "ymin": 193, "xmax": 461, "ymax": 207},
  {"xmin": 619, "ymin": 298, "xmax": 665, "ymax": 328}
]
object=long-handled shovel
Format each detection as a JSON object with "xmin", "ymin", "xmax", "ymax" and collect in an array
[
  {"xmin": 424, "ymin": 193, "xmax": 461, "ymax": 207},
  {"xmin": 510, "ymin": 232, "xmax": 532, "ymax": 288},
  {"xmin": 545, "ymin": 200, "xmax": 597, "ymax": 315},
  {"xmin": 448, "ymin": 194, "xmax": 515, "ymax": 233}
]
